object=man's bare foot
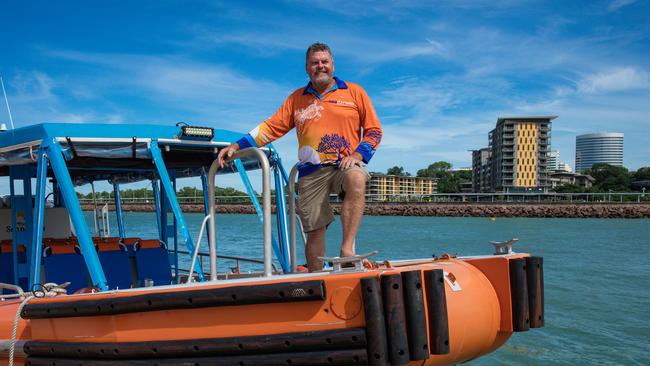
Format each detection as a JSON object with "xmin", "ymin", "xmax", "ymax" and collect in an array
[{"xmin": 340, "ymin": 249, "xmax": 356, "ymax": 258}]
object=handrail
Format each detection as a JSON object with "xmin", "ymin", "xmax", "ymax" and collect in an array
[
  {"xmin": 207, "ymin": 147, "xmax": 273, "ymax": 277},
  {"xmin": 174, "ymin": 250, "xmax": 279, "ymax": 273},
  {"xmin": 288, "ymin": 164, "xmax": 299, "ymax": 272},
  {"xmin": 186, "ymin": 214, "xmax": 212, "ymax": 283}
]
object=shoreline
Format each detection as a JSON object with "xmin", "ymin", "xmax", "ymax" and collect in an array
[{"xmin": 82, "ymin": 203, "xmax": 650, "ymax": 218}]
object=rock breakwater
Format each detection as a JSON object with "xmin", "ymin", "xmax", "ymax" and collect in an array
[{"xmin": 82, "ymin": 203, "xmax": 650, "ymax": 218}]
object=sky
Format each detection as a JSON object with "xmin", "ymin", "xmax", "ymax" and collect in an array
[{"xmin": 1, "ymin": 0, "xmax": 649, "ymax": 192}]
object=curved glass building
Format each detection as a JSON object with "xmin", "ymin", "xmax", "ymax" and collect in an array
[{"xmin": 575, "ymin": 133, "xmax": 624, "ymax": 173}]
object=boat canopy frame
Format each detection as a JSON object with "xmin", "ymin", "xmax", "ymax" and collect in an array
[{"xmin": 0, "ymin": 123, "xmax": 300, "ymax": 293}]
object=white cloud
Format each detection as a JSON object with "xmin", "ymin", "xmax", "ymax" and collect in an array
[
  {"xmin": 38, "ymin": 49, "xmax": 295, "ymax": 129},
  {"xmin": 608, "ymin": 0, "xmax": 637, "ymax": 11},
  {"xmin": 577, "ymin": 67, "xmax": 650, "ymax": 94},
  {"xmin": 5, "ymin": 71, "xmax": 125, "ymax": 126}
]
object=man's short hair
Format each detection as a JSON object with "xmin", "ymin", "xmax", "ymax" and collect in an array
[{"xmin": 306, "ymin": 42, "xmax": 332, "ymax": 60}]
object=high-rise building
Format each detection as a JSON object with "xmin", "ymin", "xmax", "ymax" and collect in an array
[
  {"xmin": 471, "ymin": 116, "xmax": 556, "ymax": 192},
  {"xmin": 547, "ymin": 150, "xmax": 560, "ymax": 171},
  {"xmin": 557, "ymin": 162, "xmax": 572, "ymax": 173},
  {"xmin": 575, "ymin": 133, "xmax": 624, "ymax": 173},
  {"xmin": 489, "ymin": 116, "xmax": 556, "ymax": 192},
  {"xmin": 471, "ymin": 148, "xmax": 491, "ymax": 192}
]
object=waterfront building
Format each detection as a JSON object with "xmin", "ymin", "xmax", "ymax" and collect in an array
[
  {"xmin": 491, "ymin": 116, "xmax": 555, "ymax": 192},
  {"xmin": 575, "ymin": 133, "xmax": 624, "ymax": 173},
  {"xmin": 365, "ymin": 174, "xmax": 437, "ymax": 201},
  {"xmin": 472, "ymin": 116, "xmax": 556, "ymax": 192},
  {"xmin": 557, "ymin": 162, "xmax": 572, "ymax": 173},
  {"xmin": 547, "ymin": 150, "xmax": 560, "ymax": 171},
  {"xmin": 471, "ymin": 148, "xmax": 491, "ymax": 192},
  {"xmin": 549, "ymin": 171, "xmax": 595, "ymax": 189}
]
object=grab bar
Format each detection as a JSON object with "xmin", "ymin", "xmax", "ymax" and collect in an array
[
  {"xmin": 186, "ymin": 214, "xmax": 212, "ymax": 283},
  {"xmin": 287, "ymin": 163, "xmax": 307, "ymax": 272},
  {"xmin": 207, "ymin": 148, "xmax": 273, "ymax": 278}
]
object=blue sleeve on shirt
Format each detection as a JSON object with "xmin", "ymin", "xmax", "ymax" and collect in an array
[
  {"xmin": 355, "ymin": 142, "xmax": 375, "ymax": 164},
  {"xmin": 235, "ymin": 134, "xmax": 258, "ymax": 149}
]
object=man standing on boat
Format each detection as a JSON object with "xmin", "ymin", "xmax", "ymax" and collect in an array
[{"xmin": 218, "ymin": 42, "xmax": 382, "ymax": 271}]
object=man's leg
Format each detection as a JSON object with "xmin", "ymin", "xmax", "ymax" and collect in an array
[
  {"xmin": 296, "ymin": 167, "xmax": 336, "ymax": 272},
  {"xmin": 340, "ymin": 169, "xmax": 367, "ymax": 257},
  {"xmin": 306, "ymin": 226, "xmax": 327, "ymax": 271}
]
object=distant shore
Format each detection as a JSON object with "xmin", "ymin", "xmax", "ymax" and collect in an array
[{"xmin": 82, "ymin": 203, "xmax": 650, "ymax": 218}]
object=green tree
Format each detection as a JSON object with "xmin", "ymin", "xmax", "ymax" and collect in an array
[
  {"xmin": 416, "ymin": 161, "xmax": 452, "ymax": 178},
  {"xmin": 584, "ymin": 163, "xmax": 631, "ymax": 191},
  {"xmin": 633, "ymin": 167, "xmax": 650, "ymax": 181},
  {"xmin": 387, "ymin": 166, "xmax": 410, "ymax": 176},
  {"xmin": 415, "ymin": 162, "xmax": 471, "ymax": 193}
]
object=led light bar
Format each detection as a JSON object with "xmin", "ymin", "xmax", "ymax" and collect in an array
[{"xmin": 180, "ymin": 125, "xmax": 214, "ymax": 140}]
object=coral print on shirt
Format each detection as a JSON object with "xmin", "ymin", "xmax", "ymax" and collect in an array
[
  {"xmin": 236, "ymin": 77, "xmax": 382, "ymax": 177},
  {"xmin": 294, "ymin": 100, "xmax": 324, "ymax": 134}
]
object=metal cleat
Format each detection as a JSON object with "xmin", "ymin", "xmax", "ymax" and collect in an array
[
  {"xmin": 319, "ymin": 251, "xmax": 378, "ymax": 272},
  {"xmin": 490, "ymin": 238, "xmax": 519, "ymax": 255}
]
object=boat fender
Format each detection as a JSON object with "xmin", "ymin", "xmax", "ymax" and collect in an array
[
  {"xmin": 509, "ymin": 258, "xmax": 530, "ymax": 332},
  {"xmin": 423, "ymin": 269, "xmax": 450, "ymax": 355},
  {"xmin": 381, "ymin": 273, "xmax": 410, "ymax": 365},
  {"xmin": 360, "ymin": 276, "xmax": 389, "ymax": 366},
  {"xmin": 526, "ymin": 256, "xmax": 544, "ymax": 328},
  {"xmin": 401, "ymin": 270, "xmax": 430, "ymax": 361},
  {"xmin": 21, "ymin": 280, "xmax": 326, "ymax": 319}
]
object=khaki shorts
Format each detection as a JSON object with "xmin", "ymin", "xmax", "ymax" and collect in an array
[{"xmin": 297, "ymin": 165, "xmax": 370, "ymax": 233}]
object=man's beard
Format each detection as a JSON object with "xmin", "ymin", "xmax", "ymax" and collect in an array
[{"xmin": 311, "ymin": 72, "xmax": 333, "ymax": 88}]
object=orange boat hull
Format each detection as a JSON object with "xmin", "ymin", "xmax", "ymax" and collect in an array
[{"xmin": 1, "ymin": 254, "xmax": 543, "ymax": 366}]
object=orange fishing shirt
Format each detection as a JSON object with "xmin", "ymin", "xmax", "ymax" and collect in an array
[{"xmin": 236, "ymin": 77, "xmax": 382, "ymax": 177}]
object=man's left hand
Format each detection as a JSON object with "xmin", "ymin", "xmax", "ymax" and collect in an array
[{"xmin": 339, "ymin": 152, "xmax": 363, "ymax": 170}]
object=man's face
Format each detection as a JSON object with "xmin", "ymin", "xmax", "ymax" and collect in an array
[{"xmin": 306, "ymin": 50, "xmax": 334, "ymax": 86}]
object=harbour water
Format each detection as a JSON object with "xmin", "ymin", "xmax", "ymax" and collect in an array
[{"xmin": 95, "ymin": 212, "xmax": 650, "ymax": 365}]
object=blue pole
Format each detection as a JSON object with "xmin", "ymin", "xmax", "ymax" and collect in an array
[
  {"xmin": 234, "ymin": 159, "xmax": 264, "ymax": 219},
  {"xmin": 149, "ymin": 141, "xmax": 204, "ymax": 281},
  {"xmin": 233, "ymin": 159, "xmax": 286, "ymax": 271},
  {"xmin": 274, "ymin": 165, "xmax": 290, "ymax": 272},
  {"xmin": 29, "ymin": 149, "xmax": 48, "ymax": 288},
  {"xmin": 113, "ymin": 183, "xmax": 126, "ymax": 238},
  {"xmin": 45, "ymin": 140, "xmax": 108, "ymax": 291},
  {"xmin": 152, "ymin": 179, "xmax": 162, "ymax": 239}
]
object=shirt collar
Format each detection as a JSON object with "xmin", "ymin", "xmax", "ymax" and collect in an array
[{"xmin": 302, "ymin": 77, "xmax": 348, "ymax": 98}]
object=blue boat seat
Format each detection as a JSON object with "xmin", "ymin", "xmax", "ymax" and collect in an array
[
  {"xmin": 42, "ymin": 242, "xmax": 90, "ymax": 293},
  {"xmin": 97, "ymin": 241, "xmax": 133, "ymax": 290},
  {"xmin": 1, "ymin": 241, "xmax": 27, "ymax": 294},
  {"xmin": 133, "ymin": 239, "xmax": 172, "ymax": 287}
]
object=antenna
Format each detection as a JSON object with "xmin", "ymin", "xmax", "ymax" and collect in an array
[{"xmin": 1, "ymin": 76, "xmax": 15, "ymax": 129}]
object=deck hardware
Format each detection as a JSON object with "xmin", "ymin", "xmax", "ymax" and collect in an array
[
  {"xmin": 319, "ymin": 251, "xmax": 378, "ymax": 273},
  {"xmin": 491, "ymin": 238, "xmax": 519, "ymax": 255}
]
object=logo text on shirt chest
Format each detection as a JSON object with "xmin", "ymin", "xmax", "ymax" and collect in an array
[{"xmin": 327, "ymin": 100, "xmax": 356, "ymax": 107}]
